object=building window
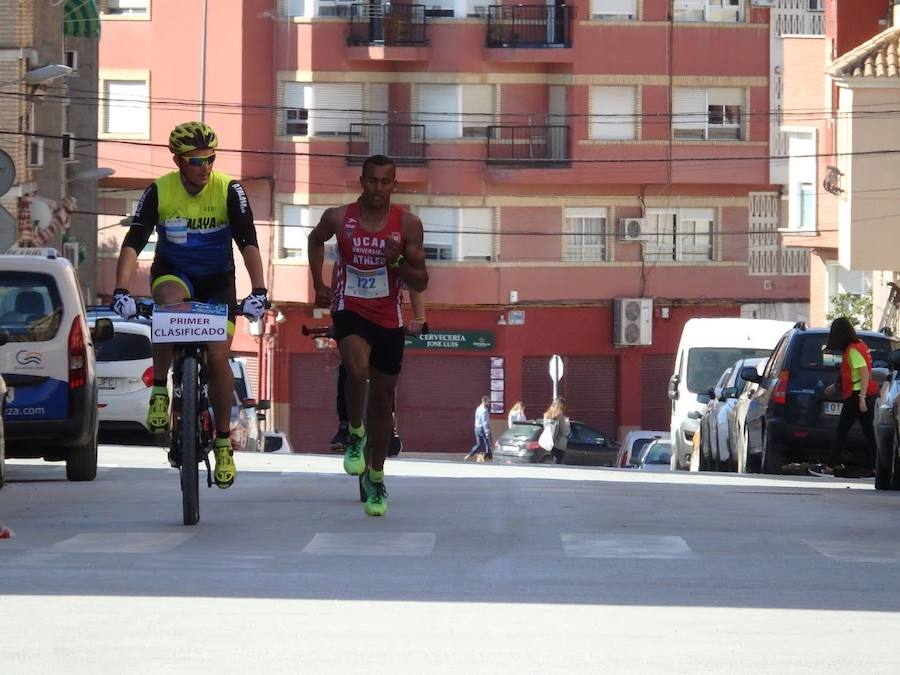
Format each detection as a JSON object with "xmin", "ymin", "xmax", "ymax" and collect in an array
[
  {"xmin": 279, "ymin": 204, "xmax": 332, "ymax": 259},
  {"xmin": 589, "ymin": 86, "xmax": 636, "ymax": 140},
  {"xmin": 27, "ymin": 138, "xmax": 43, "ymax": 167},
  {"xmin": 799, "ymin": 183, "xmax": 815, "ymax": 229},
  {"xmin": 564, "ymin": 208, "xmax": 608, "ymax": 261},
  {"xmin": 416, "ymin": 84, "xmax": 494, "ymax": 140},
  {"xmin": 104, "ymin": 80, "xmax": 149, "ymax": 135},
  {"xmin": 808, "ymin": 0, "xmax": 824, "ymax": 10},
  {"xmin": 673, "ymin": 0, "xmax": 741, "ymax": 22},
  {"xmin": 418, "ymin": 207, "xmax": 494, "ymax": 261},
  {"xmin": 673, "ymin": 88, "xmax": 743, "ymax": 141},
  {"xmin": 65, "ymin": 50, "xmax": 78, "ymax": 73},
  {"xmin": 282, "ymin": 83, "xmax": 363, "ymax": 137},
  {"xmin": 645, "ymin": 209, "xmax": 715, "ymax": 262},
  {"xmin": 591, "ymin": 0, "xmax": 635, "ymax": 19},
  {"xmin": 62, "ymin": 133, "xmax": 74, "ymax": 161},
  {"xmin": 105, "ymin": 0, "xmax": 149, "ymax": 15}
]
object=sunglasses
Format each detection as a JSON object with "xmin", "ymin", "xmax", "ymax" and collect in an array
[{"xmin": 181, "ymin": 154, "xmax": 216, "ymax": 167}]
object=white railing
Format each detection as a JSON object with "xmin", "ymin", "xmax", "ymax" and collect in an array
[
  {"xmin": 748, "ymin": 192, "xmax": 781, "ymax": 276},
  {"xmin": 781, "ymin": 247, "xmax": 811, "ymax": 276},
  {"xmin": 773, "ymin": 0, "xmax": 824, "ymax": 36}
]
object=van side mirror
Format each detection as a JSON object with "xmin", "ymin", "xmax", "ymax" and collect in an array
[
  {"xmin": 92, "ymin": 318, "xmax": 114, "ymax": 343},
  {"xmin": 667, "ymin": 374, "xmax": 680, "ymax": 400},
  {"xmin": 740, "ymin": 366, "xmax": 761, "ymax": 383}
]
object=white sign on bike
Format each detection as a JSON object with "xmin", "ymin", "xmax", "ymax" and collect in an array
[{"xmin": 151, "ymin": 301, "xmax": 229, "ymax": 343}]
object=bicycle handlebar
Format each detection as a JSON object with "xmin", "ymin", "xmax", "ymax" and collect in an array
[{"xmin": 132, "ymin": 300, "xmax": 246, "ymax": 320}]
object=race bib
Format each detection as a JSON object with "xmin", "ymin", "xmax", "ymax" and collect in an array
[
  {"xmin": 345, "ymin": 265, "xmax": 389, "ymax": 299},
  {"xmin": 163, "ymin": 217, "xmax": 188, "ymax": 244}
]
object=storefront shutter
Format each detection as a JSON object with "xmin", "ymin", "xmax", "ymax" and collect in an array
[{"xmin": 641, "ymin": 354, "xmax": 675, "ymax": 431}]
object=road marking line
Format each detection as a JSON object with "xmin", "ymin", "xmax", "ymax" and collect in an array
[
  {"xmin": 562, "ymin": 534, "xmax": 695, "ymax": 559},
  {"xmin": 804, "ymin": 540, "xmax": 900, "ymax": 563},
  {"xmin": 49, "ymin": 532, "xmax": 195, "ymax": 554},
  {"xmin": 302, "ymin": 532, "xmax": 436, "ymax": 556}
]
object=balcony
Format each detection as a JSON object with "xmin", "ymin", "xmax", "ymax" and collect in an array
[
  {"xmin": 486, "ymin": 4, "xmax": 573, "ymax": 48},
  {"xmin": 348, "ymin": 3, "xmax": 427, "ymax": 46},
  {"xmin": 347, "ymin": 123, "xmax": 426, "ymax": 165},
  {"xmin": 486, "ymin": 125, "xmax": 570, "ymax": 166}
]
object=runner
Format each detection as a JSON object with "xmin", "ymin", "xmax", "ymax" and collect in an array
[{"xmin": 308, "ymin": 155, "xmax": 428, "ymax": 516}]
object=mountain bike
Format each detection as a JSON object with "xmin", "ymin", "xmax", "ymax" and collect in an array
[{"xmin": 136, "ymin": 300, "xmax": 238, "ymax": 525}]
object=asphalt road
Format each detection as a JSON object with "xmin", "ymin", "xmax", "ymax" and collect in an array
[{"xmin": 2, "ymin": 446, "xmax": 900, "ymax": 674}]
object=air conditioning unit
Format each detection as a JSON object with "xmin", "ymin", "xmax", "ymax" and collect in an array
[
  {"xmin": 62, "ymin": 241, "xmax": 80, "ymax": 269},
  {"xmin": 613, "ymin": 297, "xmax": 653, "ymax": 346},
  {"xmin": 618, "ymin": 217, "xmax": 648, "ymax": 241}
]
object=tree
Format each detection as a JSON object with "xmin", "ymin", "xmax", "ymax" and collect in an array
[{"xmin": 826, "ymin": 292, "xmax": 872, "ymax": 330}]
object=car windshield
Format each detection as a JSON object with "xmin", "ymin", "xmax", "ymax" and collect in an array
[
  {"xmin": 0, "ymin": 272, "xmax": 63, "ymax": 342},
  {"xmin": 94, "ymin": 331, "xmax": 152, "ymax": 361},
  {"xmin": 797, "ymin": 334, "xmax": 894, "ymax": 370},
  {"xmin": 687, "ymin": 347, "xmax": 772, "ymax": 393},
  {"xmin": 642, "ymin": 441, "xmax": 672, "ymax": 464},
  {"xmin": 499, "ymin": 424, "xmax": 540, "ymax": 441}
]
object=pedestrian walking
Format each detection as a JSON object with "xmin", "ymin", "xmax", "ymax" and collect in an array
[
  {"xmin": 465, "ymin": 396, "xmax": 493, "ymax": 462},
  {"xmin": 809, "ymin": 317, "xmax": 879, "ymax": 478},
  {"xmin": 539, "ymin": 397, "xmax": 570, "ymax": 464},
  {"xmin": 507, "ymin": 401, "xmax": 526, "ymax": 427}
]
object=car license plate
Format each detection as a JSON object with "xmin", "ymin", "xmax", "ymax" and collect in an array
[
  {"xmin": 823, "ymin": 401, "xmax": 843, "ymax": 416},
  {"xmin": 97, "ymin": 377, "xmax": 117, "ymax": 390}
]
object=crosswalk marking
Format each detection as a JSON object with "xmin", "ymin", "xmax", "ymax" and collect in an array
[
  {"xmin": 803, "ymin": 539, "xmax": 900, "ymax": 563},
  {"xmin": 562, "ymin": 534, "xmax": 695, "ymax": 559},
  {"xmin": 302, "ymin": 533, "xmax": 436, "ymax": 556},
  {"xmin": 50, "ymin": 532, "xmax": 195, "ymax": 554}
]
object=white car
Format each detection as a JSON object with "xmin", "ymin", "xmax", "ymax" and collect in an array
[
  {"xmin": 616, "ymin": 430, "xmax": 669, "ymax": 468},
  {"xmin": 87, "ymin": 308, "xmax": 154, "ymax": 434}
]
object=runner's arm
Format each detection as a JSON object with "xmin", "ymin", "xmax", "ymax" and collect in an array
[
  {"xmin": 227, "ymin": 181, "xmax": 266, "ymax": 289},
  {"xmin": 395, "ymin": 213, "xmax": 428, "ymax": 292},
  {"xmin": 116, "ymin": 183, "xmax": 158, "ymax": 289}
]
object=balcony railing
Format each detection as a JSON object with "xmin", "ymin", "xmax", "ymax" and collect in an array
[
  {"xmin": 348, "ymin": 123, "xmax": 426, "ymax": 165},
  {"xmin": 486, "ymin": 125, "xmax": 570, "ymax": 166},
  {"xmin": 348, "ymin": 4, "xmax": 427, "ymax": 46},
  {"xmin": 486, "ymin": 5, "xmax": 573, "ymax": 48}
]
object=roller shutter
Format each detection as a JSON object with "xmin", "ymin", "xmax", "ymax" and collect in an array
[
  {"xmin": 288, "ymin": 353, "xmax": 343, "ymax": 452},
  {"xmin": 641, "ymin": 354, "xmax": 675, "ymax": 431}
]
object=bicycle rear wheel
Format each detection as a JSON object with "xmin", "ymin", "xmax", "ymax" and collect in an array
[{"xmin": 180, "ymin": 356, "xmax": 200, "ymax": 525}]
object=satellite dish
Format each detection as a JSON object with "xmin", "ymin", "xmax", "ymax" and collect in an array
[
  {"xmin": 0, "ymin": 206, "xmax": 16, "ymax": 252},
  {"xmin": 0, "ymin": 149, "xmax": 15, "ymax": 196}
]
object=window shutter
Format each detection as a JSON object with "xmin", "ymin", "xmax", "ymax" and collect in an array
[
  {"xmin": 106, "ymin": 80, "xmax": 148, "ymax": 134},
  {"xmin": 461, "ymin": 85, "xmax": 493, "ymax": 138},
  {"xmin": 672, "ymin": 87, "xmax": 706, "ymax": 136},
  {"xmin": 417, "ymin": 84, "xmax": 460, "ymax": 139},
  {"xmin": 283, "ymin": 0, "xmax": 306, "ymax": 16},
  {"xmin": 591, "ymin": 0, "xmax": 635, "ymax": 17},
  {"xmin": 311, "ymin": 84, "xmax": 363, "ymax": 135},
  {"xmin": 708, "ymin": 88, "xmax": 742, "ymax": 106},
  {"xmin": 367, "ymin": 83, "xmax": 389, "ymax": 125},
  {"xmin": 458, "ymin": 208, "xmax": 493, "ymax": 261},
  {"xmin": 419, "ymin": 206, "xmax": 457, "ymax": 259},
  {"xmin": 590, "ymin": 86, "xmax": 636, "ymax": 140}
]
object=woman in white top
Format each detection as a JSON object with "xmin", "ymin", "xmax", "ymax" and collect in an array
[
  {"xmin": 541, "ymin": 397, "xmax": 570, "ymax": 464},
  {"xmin": 508, "ymin": 401, "xmax": 526, "ymax": 427}
]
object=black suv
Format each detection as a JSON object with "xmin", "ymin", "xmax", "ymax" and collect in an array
[{"xmin": 741, "ymin": 323, "xmax": 898, "ymax": 474}]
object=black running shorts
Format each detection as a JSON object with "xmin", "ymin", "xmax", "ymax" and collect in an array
[{"xmin": 332, "ymin": 310, "xmax": 405, "ymax": 376}]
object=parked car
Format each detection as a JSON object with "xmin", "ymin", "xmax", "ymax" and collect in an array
[
  {"xmin": 741, "ymin": 323, "xmax": 899, "ymax": 474},
  {"xmin": 87, "ymin": 307, "xmax": 154, "ymax": 434},
  {"xmin": 0, "ymin": 248, "xmax": 112, "ymax": 481},
  {"xmin": 696, "ymin": 366, "xmax": 734, "ymax": 471},
  {"xmin": 229, "ymin": 357, "xmax": 270, "ymax": 453},
  {"xmin": 667, "ymin": 318, "xmax": 794, "ymax": 470},
  {"xmin": 633, "ymin": 439, "xmax": 673, "ymax": 472},
  {"xmin": 616, "ymin": 430, "xmax": 669, "ymax": 468},
  {"xmin": 873, "ymin": 350, "xmax": 900, "ymax": 490},
  {"xmin": 492, "ymin": 419, "xmax": 618, "ymax": 466},
  {"xmin": 723, "ymin": 357, "xmax": 768, "ymax": 473}
]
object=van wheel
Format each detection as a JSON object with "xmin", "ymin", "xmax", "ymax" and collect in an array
[
  {"xmin": 760, "ymin": 428, "xmax": 783, "ymax": 475},
  {"xmin": 66, "ymin": 426, "xmax": 98, "ymax": 482}
]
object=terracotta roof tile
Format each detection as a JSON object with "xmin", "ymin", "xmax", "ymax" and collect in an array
[{"xmin": 828, "ymin": 26, "xmax": 900, "ymax": 80}]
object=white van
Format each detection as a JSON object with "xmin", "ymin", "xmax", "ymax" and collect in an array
[{"xmin": 667, "ymin": 318, "xmax": 794, "ymax": 470}]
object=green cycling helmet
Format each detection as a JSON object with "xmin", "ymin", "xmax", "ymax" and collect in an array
[{"xmin": 168, "ymin": 121, "xmax": 218, "ymax": 155}]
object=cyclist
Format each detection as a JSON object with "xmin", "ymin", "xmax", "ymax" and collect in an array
[
  {"xmin": 309, "ymin": 154, "xmax": 428, "ymax": 517},
  {"xmin": 110, "ymin": 121, "xmax": 268, "ymax": 489}
]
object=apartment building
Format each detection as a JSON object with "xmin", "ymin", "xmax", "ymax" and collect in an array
[
  {"xmin": 0, "ymin": 0, "xmax": 100, "ymax": 297},
  {"xmin": 98, "ymin": 0, "xmax": 809, "ymax": 453}
]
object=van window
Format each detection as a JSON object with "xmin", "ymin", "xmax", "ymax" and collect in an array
[
  {"xmin": 0, "ymin": 272, "xmax": 63, "ymax": 342},
  {"xmin": 686, "ymin": 347, "xmax": 772, "ymax": 394}
]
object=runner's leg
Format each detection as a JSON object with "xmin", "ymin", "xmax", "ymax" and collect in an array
[
  {"xmin": 367, "ymin": 369, "xmax": 399, "ymax": 473},
  {"xmin": 339, "ymin": 335, "xmax": 371, "ymax": 432}
]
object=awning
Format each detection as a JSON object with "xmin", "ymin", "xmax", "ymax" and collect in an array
[{"xmin": 63, "ymin": 0, "xmax": 101, "ymax": 39}]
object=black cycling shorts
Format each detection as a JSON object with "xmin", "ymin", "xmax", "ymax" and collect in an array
[
  {"xmin": 332, "ymin": 310, "xmax": 405, "ymax": 376},
  {"xmin": 150, "ymin": 259, "xmax": 237, "ymax": 321}
]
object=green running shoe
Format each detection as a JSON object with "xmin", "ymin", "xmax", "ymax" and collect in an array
[
  {"xmin": 213, "ymin": 438, "xmax": 236, "ymax": 489},
  {"xmin": 343, "ymin": 433, "xmax": 366, "ymax": 476},
  {"xmin": 363, "ymin": 473, "xmax": 388, "ymax": 517},
  {"xmin": 146, "ymin": 391, "xmax": 169, "ymax": 434}
]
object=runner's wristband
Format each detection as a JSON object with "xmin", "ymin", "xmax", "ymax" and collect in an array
[
  {"xmin": 390, "ymin": 255, "xmax": 405, "ymax": 269},
  {"xmin": 251, "ymin": 287, "xmax": 267, "ymax": 296}
]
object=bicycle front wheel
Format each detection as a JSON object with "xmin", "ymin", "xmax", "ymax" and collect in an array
[{"xmin": 180, "ymin": 356, "xmax": 200, "ymax": 525}]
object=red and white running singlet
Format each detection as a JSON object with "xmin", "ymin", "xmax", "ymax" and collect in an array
[{"xmin": 331, "ymin": 201, "xmax": 405, "ymax": 329}]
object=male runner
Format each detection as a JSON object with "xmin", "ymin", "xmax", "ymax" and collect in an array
[{"xmin": 308, "ymin": 155, "xmax": 428, "ymax": 516}]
